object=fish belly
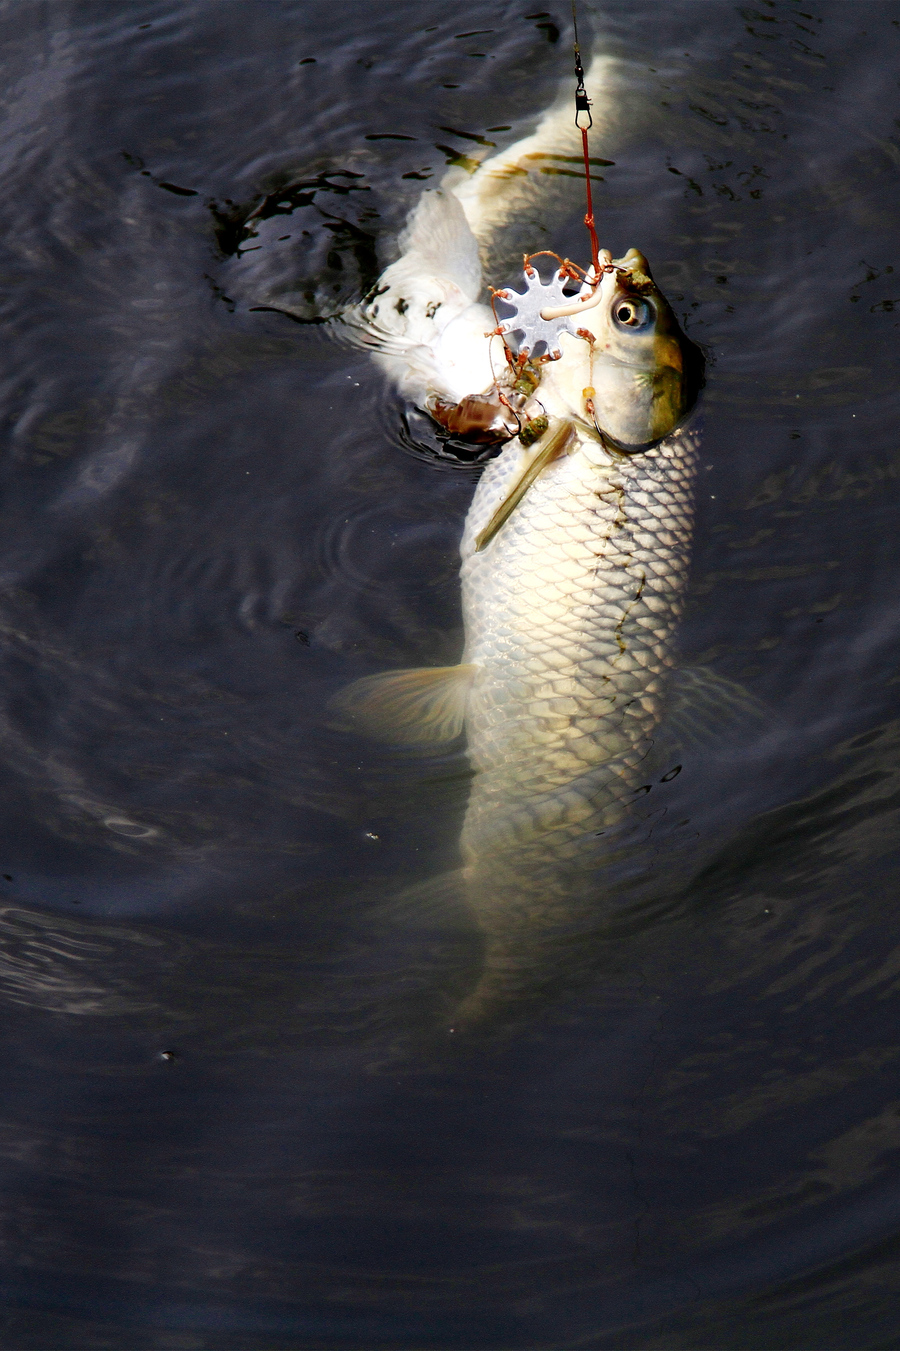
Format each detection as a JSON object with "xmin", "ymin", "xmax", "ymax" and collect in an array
[{"xmin": 455, "ymin": 428, "xmax": 698, "ymax": 1017}]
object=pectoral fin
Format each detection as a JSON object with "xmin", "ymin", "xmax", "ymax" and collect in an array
[
  {"xmin": 330, "ymin": 664, "xmax": 476, "ymax": 744},
  {"xmin": 474, "ymin": 418, "xmax": 576, "ymax": 552},
  {"xmin": 666, "ymin": 665, "xmax": 770, "ymax": 749}
]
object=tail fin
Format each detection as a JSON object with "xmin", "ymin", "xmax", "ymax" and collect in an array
[
  {"xmin": 394, "ymin": 189, "xmax": 483, "ymax": 300},
  {"xmin": 446, "ymin": 53, "xmax": 620, "ymax": 272}
]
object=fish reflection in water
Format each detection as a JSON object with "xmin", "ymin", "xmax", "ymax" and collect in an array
[{"xmin": 336, "ymin": 56, "xmax": 718, "ymax": 1026}]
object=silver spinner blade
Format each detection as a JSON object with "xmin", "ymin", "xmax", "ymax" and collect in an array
[{"xmin": 494, "ymin": 268, "xmax": 580, "ymax": 360}]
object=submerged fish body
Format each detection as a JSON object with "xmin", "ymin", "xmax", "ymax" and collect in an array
[{"xmin": 339, "ymin": 65, "xmax": 705, "ymax": 1022}]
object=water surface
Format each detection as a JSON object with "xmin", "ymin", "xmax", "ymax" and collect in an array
[{"xmin": 1, "ymin": 1, "xmax": 900, "ymax": 1346}]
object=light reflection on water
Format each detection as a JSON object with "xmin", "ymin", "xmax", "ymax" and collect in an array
[{"xmin": 0, "ymin": 0, "xmax": 899, "ymax": 1345}]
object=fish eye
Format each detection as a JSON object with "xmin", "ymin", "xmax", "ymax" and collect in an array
[{"xmin": 612, "ymin": 297, "xmax": 653, "ymax": 330}]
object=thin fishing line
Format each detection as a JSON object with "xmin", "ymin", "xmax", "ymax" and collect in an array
[{"xmin": 572, "ymin": 0, "xmax": 601, "ymax": 276}]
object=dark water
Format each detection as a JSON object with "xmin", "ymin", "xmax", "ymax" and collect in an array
[{"xmin": 0, "ymin": 0, "xmax": 899, "ymax": 1345}]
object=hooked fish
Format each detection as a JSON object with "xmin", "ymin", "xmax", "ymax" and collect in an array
[{"xmin": 336, "ymin": 72, "xmax": 708, "ymax": 1025}]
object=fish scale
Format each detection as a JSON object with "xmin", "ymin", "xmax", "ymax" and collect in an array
[
  {"xmin": 458, "ymin": 426, "xmax": 698, "ymax": 893},
  {"xmin": 443, "ymin": 425, "xmax": 699, "ymax": 1023}
]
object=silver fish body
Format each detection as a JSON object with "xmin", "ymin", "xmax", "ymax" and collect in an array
[{"xmin": 454, "ymin": 424, "xmax": 698, "ymax": 1018}]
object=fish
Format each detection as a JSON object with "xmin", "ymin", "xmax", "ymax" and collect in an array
[{"xmin": 335, "ymin": 65, "xmax": 709, "ymax": 1026}]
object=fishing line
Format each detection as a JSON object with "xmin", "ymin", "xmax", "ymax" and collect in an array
[{"xmin": 572, "ymin": 0, "xmax": 601, "ymax": 277}]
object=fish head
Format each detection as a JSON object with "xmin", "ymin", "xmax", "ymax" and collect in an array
[{"xmin": 583, "ymin": 248, "xmax": 704, "ymax": 451}]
